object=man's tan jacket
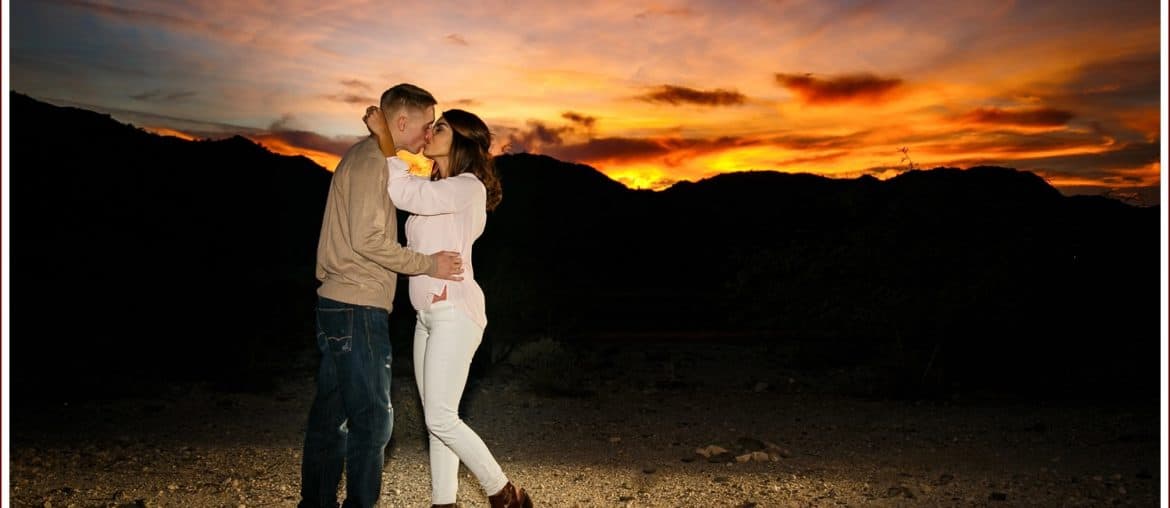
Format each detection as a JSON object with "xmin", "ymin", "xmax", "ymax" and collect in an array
[{"xmin": 316, "ymin": 137, "xmax": 434, "ymax": 311}]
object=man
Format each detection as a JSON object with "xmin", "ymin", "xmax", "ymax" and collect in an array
[{"xmin": 301, "ymin": 83, "xmax": 462, "ymax": 508}]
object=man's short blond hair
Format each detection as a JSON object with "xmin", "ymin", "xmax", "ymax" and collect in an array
[{"xmin": 380, "ymin": 83, "xmax": 437, "ymax": 115}]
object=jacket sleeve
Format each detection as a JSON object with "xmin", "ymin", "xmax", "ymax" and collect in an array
[
  {"xmin": 386, "ymin": 156, "xmax": 482, "ymax": 216},
  {"xmin": 347, "ymin": 156, "xmax": 434, "ymax": 275}
]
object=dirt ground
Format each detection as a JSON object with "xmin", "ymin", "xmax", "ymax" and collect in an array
[{"xmin": 8, "ymin": 342, "xmax": 1162, "ymax": 507}]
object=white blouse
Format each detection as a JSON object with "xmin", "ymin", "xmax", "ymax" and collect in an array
[{"xmin": 385, "ymin": 156, "xmax": 489, "ymax": 329}]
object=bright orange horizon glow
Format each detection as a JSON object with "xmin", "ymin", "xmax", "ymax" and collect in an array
[
  {"xmin": 248, "ymin": 135, "xmax": 342, "ymax": 172},
  {"xmin": 153, "ymin": 122, "xmax": 1160, "ymax": 195},
  {"xmin": 142, "ymin": 127, "xmax": 198, "ymax": 142}
]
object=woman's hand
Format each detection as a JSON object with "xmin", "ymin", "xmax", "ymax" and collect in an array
[
  {"xmin": 363, "ymin": 105, "xmax": 390, "ymax": 140},
  {"xmin": 363, "ymin": 105, "xmax": 396, "ymax": 157}
]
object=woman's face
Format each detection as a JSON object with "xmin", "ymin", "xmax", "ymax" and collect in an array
[{"xmin": 424, "ymin": 117, "xmax": 453, "ymax": 177}]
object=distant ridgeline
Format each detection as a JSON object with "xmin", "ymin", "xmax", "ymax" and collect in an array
[{"xmin": 9, "ymin": 92, "xmax": 1158, "ymax": 398}]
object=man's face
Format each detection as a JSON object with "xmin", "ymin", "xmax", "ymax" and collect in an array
[{"xmin": 400, "ymin": 105, "xmax": 436, "ymax": 153}]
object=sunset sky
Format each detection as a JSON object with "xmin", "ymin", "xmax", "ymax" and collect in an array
[{"xmin": 6, "ymin": 0, "xmax": 1166, "ymax": 203}]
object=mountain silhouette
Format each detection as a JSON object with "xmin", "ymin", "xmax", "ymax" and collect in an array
[
  {"xmin": 10, "ymin": 92, "xmax": 332, "ymax": 397},
  {"xmin": 8, "ymin": 92, "xmax": 1158, "ymax": 401}
]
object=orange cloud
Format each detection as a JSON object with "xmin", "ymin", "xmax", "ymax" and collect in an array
[
  {"xmin": 769, "ymin": 132, "xmax": 866, "ymax": 151},
  {"xmin": 775, "ymin": 73, "xmax": 903, "ymax": 104},
  {"xmin": 634, "ymin": 7, "xmax": 697, "ymax": 20},
  {"xmin": 324, "ymin": 93, "xmax": 374, "ymax": 105},
  {"xmin": 512, "ymin": 129, "xmax": 759, "ymax": 167},
  {"xmin": 546, "ymin": 137, "xmax": 667, "ymax": 162},
  {"xmin": 1115, "ymin": 108, "xmax": 1160, "ymax": 141},
  {"xmin": 636, "ymin": 85, "xmax": 747, "ymax": 106},
  {"xmin": 959, "ymin": 107, "xmax": 1075, "ymax": 127},
  {"xmin": 340, "ymin": 79, "xmax": 371, "ymax": 90},
  {"xmin": 1013, "ymin": 141, "xmax": 1159, "ymax": 175},
  {"xmin": 1039, "ymin": 161, "xmax": 1160, "ymax": 190},
  {"xmin": 916, "ymin": 131, "xmax": 1109, "ymax": 156},
  {"xmin": 503, "ymin": 120, "xmax": 574, "ymax": 153},
  {"xmin": 561, "ymin": 111, "xmax": 596, "ymax": 129}
]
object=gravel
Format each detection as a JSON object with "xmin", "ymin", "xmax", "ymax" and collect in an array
[{"xmin": 9, "ymin": 343, "xmax": 1159, "ymax": 507}]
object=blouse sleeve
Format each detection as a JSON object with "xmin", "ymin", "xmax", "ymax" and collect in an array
[{"xmin": 385, "ymin": 156, "xmax": 481, "ymax": 216}]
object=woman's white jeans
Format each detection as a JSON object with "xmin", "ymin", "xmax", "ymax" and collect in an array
[{"xmin": 413, "ymin": 301, "xmax": 508, "ymax": 504}]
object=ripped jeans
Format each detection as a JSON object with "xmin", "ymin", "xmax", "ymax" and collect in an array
[{"xmin": 300, "ymin": 296, "xmax": 393, "ymax": 508}]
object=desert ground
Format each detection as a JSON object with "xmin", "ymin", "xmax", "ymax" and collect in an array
[{"xmin": 9, "ymin": 340, "xmax": 1161, "ymax": 507}]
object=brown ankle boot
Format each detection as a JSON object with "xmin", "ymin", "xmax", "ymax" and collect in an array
[{"xmin": 488, "ymin": 481, "xmax": 533, "ymax": 508}]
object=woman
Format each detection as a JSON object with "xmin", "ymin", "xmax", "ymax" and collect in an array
[{"xmin": 363, "ymin": 105, "xmax": 532, "ymax": 508}]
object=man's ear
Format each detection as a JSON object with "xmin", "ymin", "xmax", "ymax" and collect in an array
[{"xmin": 396, "ymin": 114, "xmax": 409, "ymax": 133}]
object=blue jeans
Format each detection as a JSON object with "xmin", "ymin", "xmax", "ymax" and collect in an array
[{"xmin": 300, "ymin": 296, "xmax": 393, "ymax": 508}]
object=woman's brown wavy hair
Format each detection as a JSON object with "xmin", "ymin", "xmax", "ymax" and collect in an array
[{"xmin": 439, "ymin": 109, "xmax": 502, "ymax": 211}]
